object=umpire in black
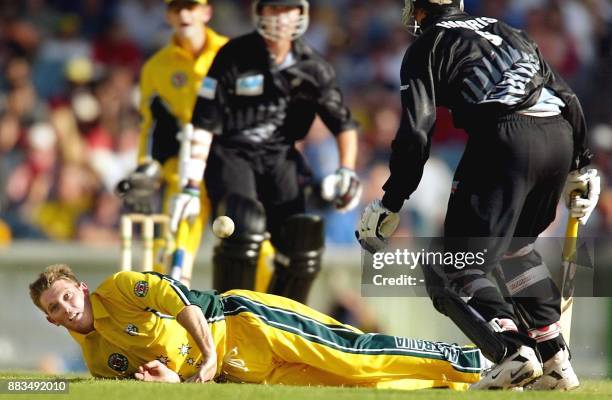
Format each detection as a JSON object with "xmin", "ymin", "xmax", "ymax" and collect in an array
[
  {"xmin": 356, "ymin": 0, "xmax": 600, "ymax": 391},
  {"xmin": 190, "ymin": 0, "xmax": 361, "ymax": 303}
]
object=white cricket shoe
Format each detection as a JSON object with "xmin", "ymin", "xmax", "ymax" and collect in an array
[
  {"xmin": 528, "ymin": 348, "xmax": 579, "ymax": 391},
  {"xmin": 471, "ymin": 346, "xmax": 543, "ymax": 390}
]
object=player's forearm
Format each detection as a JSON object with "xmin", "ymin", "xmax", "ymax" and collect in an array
[
  {"xmin": 176, "ymin": 305, "xmax": 217, "ymax": 375},
  {"xmin": 335, "ymin": 129, "xmax": 358, "ymax": 170},
  {"xmin": 179, "ymin": 126, "xmax": 213, "ymax": 189}
]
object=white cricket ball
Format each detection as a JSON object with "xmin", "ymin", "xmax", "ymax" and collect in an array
[{"xmin": 212, "ymin": 216, "xmax": 235, "ymax": 238}]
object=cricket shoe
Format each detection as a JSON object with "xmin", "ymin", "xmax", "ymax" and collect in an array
[
  {"xmin": 470, "ymin": 346, "xmax": 542, "ymax": 390},
  {"xmin": 527, "ymin": 348, "xmax": 579, "ymax": 391}
]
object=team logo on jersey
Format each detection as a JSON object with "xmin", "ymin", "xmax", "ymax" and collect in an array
[
  {"xmin": 172, "ymin": 71, "xmax": 188, "ymax": 88},
  {"xmin": 199, "ymin": 77, "xmax": 217, "ymax": 99},
  {"xmin": 108, "ymin": 353, "xmax": 129, "ymax": 373},
  {"xmin": 124, "ymin": 324, "xmax": 139, "ymax": 336},
  {"xmin": 133, "ymin": 281, "xmax": 149, "ymax": 297},
  {"xmin": 236, "ymin": 74, "xmax": 264, "ymax": 96}
]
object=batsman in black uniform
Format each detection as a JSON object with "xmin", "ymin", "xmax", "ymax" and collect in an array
[
  {"xmin": 356, "ymin": 0, "xmax": 600, "ymax": 391},
  {"xmin": 189, "ymin": 0, "xmax": 361, "ymax": 303}
]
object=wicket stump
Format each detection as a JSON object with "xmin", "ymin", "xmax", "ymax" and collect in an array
[{"xmin": 120, "ymin": 213, "xmax": 173, "ymax": 271}]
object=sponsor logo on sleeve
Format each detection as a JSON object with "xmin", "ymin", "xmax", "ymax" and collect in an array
[
  {"xmin": 236, "ymin": 74, "xmax": 264, "ymax": 96},
  {"xmin": 199, "ymin": 77, "xmax": 217, "ymax": 99}
]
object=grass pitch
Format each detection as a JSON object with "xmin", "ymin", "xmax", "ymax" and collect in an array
[{"xmin": 1, "ymin": 373, "xmax": 611, "ymax": 400}]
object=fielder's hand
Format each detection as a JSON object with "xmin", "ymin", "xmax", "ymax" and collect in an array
[
  {"xmin": 169, "ymin": 187, "xmax": 201, "ymax": 233},
  {"xmin": 355, "ymin": 199, "xmax": 400, "ymax": 254},
  {"xmin": 564, "ymin": 168, "xmax": 601, "ymax": 225},
  {"xmin": 186, "ymin": 357, "xmax": 217, "ymax": 383},
  {"xmin": 321, "ymin": 167, "xmax": 363, "ymax": 212},
  {"xmin": 134, "ymin": 360, "xmax": 181, "ymax": 383}
]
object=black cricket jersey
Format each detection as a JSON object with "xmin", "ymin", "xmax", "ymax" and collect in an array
[
  {"xmin": 382, "ymin": 9, "xmax": 592, "ymax": 211},
  {"xmin": 191, "ymin": 32, "xmax": 357, "ymax": 155}
]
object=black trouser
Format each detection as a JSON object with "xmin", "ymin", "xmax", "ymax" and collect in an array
[
  {"xmin": 205, "ymin": 143, "xmax": 306, "ymax": 247},
  {"xmin": 441, "ymin": 114, "xmax": 574, "ymax": 345}
]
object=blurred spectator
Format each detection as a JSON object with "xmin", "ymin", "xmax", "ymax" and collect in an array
[
  {"xmin": 0, "ymin": 17, "xmax": 40, "ymax": 63},
  {"xmin": 32, "ymin": 162, "xmax": 98, "ymax": 240},
  {"xmin": 76, "ymin": 190, "xmax": 121, "ymax": 245},
  {"xmin": 0, "ymin": 113, "xmax": 22, "ymax": 213},
  {"xmin": 117, "ymin": 0, "xmax": 171, "ymax": 56},
  {"xmin": 2, "ymin": 122, "xmax": 57, "ymax": 239},
  {"xmin": 23, "ymin": 0, "xmax": 62, "ymax": 39},
  {"xmin": 525, "ymin": 4, "xmax": 579, "ymax": 79},
  {"xmin": 477, "ymin": 0, "xmax": 525, "ymax": 28},
  {"xmin": 4, "ymin": 58, "xmax": 48, "ymax": 123},
  {"xmin": 302, "ymin": 117, "xmax": 359, "ymax": 244},
  {"xmin": 38, "ymin": 14, "xmax": 92, "ymax": 62},
  {"xmin": 35, "ymin": 14, "xmax": 92, "ymax": 97},
  {"xmin": 92, "ymin": 20, "xmax": 142, "ymax": 75},
  {"xmin": 50, "ymin": 107, "xmax": 87, "ymax": 165}
]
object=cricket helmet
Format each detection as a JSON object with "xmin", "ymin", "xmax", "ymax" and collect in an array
[
  {"xmin": 402, "ymin": 0, "xmax": 464, "ymax": 35},
  {"xmin": 253, "ymin": 0, "xmax": 310, "ymax": 41}
]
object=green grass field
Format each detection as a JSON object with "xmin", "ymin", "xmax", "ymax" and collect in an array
[{"xmin": 1, "ymin": 373, "xmax": 611, "ymax": 400}]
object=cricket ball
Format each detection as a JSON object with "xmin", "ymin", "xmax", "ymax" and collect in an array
[{"xmin": 212, "ymin": 216, "xmax": 235, "ymax": 238}]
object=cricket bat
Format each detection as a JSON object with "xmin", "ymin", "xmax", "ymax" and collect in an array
[
  {"xmin": 170, "ymin": 218, "xmax": 192, "ymax": 283},
  {"xmin": 559, "ymin": 210, "xmax": 580, "ymax": 345}
]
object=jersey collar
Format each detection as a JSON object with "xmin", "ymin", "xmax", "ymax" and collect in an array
[
  {"xmin": 254, "ymin": 34, "xmax": 312, "ymax": 71},
  {"xmin": 169, "ymin": 27, "xmax": 221, "ymax": 61},
  {"xmin": 421, "ymin": 8, "xmax": 467, "ymax": 31},
  {"xmin": 67, "ymin": 293, "xmax": 109, "ymax": 343}
]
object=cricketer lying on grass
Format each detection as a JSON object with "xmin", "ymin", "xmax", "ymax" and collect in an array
[{"xmin": 29, "ymin": 265, "xmax": 483, "ymax": 389}]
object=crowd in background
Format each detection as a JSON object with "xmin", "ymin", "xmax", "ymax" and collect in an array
[{"xmin": 1, "ymin": 0, "xmax": 611, "ymax": 246}]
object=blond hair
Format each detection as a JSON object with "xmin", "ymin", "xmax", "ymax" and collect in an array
[{"xmin": 29, "ymin": 264, "xmax": 80, "ymax": 312}]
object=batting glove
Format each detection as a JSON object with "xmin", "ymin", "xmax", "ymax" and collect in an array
[
  {"xmin": 321, "ymin": 167, "xmax": 363, "ymax": 212},
  {"xmin": 355, "ymin": 199, "xmax": 400, "ymax": 254},
  {"xmin": 169, "ymin": 187, "xmax": 201, "ymax": 233},
  {"xmin": 563, "ymin": 168, "xmax": 601, "ymax": 225}
]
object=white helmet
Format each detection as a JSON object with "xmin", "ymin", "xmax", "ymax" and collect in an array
[
  {"xmin": 402, "ymin": 0, "xmax": 464, "ymax": 36},
  {"xmin": 253, "ymin": 0, "xmax": 310, "ymax": 41}
]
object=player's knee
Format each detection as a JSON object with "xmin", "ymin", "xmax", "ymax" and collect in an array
[
  {"xmin": 500, "ymin": 246, "xmax": 555, "ymax": 298},
  {"xmin": 267, "ymin": 214, "xmax": 324, "ymax": 303},
  {"xmin": 213, "ymin": 194, "xmax": 267, "ymax": 292}
]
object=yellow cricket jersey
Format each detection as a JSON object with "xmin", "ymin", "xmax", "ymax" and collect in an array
[
  {"xmin": 138, "ymin": 28, "xmax": 228, "ymax": 167},
  {"xmin": 68, "ymin": 271, "xmax": 227, "ymax": 380}
]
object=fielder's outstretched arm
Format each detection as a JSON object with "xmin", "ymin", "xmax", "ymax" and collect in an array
[{"xmin": 176, "ymin": 305, "xmax": 218, "ymax": 382}]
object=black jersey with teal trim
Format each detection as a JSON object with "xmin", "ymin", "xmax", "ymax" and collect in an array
[{"xmin": 191, "ymin": 32, "xmax": 357, "ymax": 154}]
